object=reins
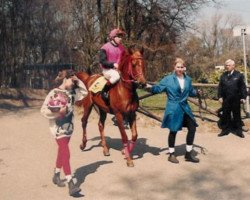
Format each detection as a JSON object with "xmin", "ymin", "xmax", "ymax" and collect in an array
[{"xmin": 120, "ymin": 55, "xmax": 143, "ymax": 84}]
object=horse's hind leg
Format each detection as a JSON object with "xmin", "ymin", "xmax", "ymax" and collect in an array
[
  {"xmin": 115, "ymin": 113, "xmax": 134, "ymax": 167},
  {"xmin": 80, "ymin": 99, "xmax": 93, "ymax": 151},
  {"xmin": 98, "ymin": 109, "xmax": 110, "ymax": 156}
]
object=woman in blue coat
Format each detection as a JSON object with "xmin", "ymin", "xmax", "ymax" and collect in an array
[{"xmin": 147, "ymin": 58, "xmax": 200, "ymax": 163}]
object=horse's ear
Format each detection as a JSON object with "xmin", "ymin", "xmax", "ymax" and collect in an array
[
  {"xmin": 128, "ymin": 44, "xmax": 138, "ymax": 55},
  {"xmin": 140, "ymin": 47, "xmax": 144, "ymax": 55},
  {"xmin": 128, "ymin": 47, "xmax": 133, "ymax": 55}
]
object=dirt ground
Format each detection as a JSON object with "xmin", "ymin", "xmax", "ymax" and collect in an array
[{"xmin": 1, "ymin": 105, "xmax": 250, "ymax": 200}]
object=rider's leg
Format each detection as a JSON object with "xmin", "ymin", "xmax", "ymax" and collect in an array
[
  {"xmin": 101, "ymin": 69, "xmax": 120, "ymax": 101},
  {"xmin": 101, "ymin": 80, "xmax": 111, "ymax": 100}
]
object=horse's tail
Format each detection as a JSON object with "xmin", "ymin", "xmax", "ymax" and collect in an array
[{"xmin": 74, "ymin": 71, "xmax": 90, "ymax": 108}]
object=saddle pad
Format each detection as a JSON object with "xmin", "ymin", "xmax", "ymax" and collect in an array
[{"xmin": 89, "ymin": 76, "xmax": 107, "ymax": 93}]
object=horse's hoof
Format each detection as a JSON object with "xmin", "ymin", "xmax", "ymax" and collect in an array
[
  {"xmin": 242, "ymin": 126, "xmax": 249, "ymax": 132},
  {"xmin": 127, "ymin": 160, "xmax": 134, "ymax": 167},
  {"xmin": 103, "ymin": 150, "xmax": 110, "ymax": 156}
]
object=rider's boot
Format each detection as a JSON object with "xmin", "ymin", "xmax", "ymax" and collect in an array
[{"xmin": 101, "ymin": 82, "xmax": 111, "ymax": 105}]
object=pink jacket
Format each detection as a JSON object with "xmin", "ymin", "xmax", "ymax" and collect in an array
[{"xmin": 100, "ymin": 42, "xmax": 125, "ymax": 69}]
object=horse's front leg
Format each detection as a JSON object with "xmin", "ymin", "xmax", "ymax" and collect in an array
[
  {"xmin": 115, "ymin": 113, "xmax": 134, "ymax": 167},
  {"xmin": 98, "ymin": 110, "xmax": 109, "ymax": 156},
  {"xmin": 80, "ymin": 100, "xmax": 93, "ymax": 151},
  {"xmin": 128, "ymin": 112, "xmax": 137, "ymax": 153}
]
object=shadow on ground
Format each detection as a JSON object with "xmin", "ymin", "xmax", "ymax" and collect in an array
[
  {"xmin": 84, "ymin": 136, "xmax": 163, "ymax": 159},
  {"xmin": 74, "ymin": 160, "xmax": 113, "ymax": 187},
  {"xmin": 108, "ymin": 155, "xmax": 250, "ymax": 200}
]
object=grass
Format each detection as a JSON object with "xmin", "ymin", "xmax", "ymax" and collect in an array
[
  {"xmin": 137, "ymin": 89, "xmax": 221, "ymax": 116},
  {"xmin": 138, "ymin": 90, "xmax": 166, "ymax": 114}
]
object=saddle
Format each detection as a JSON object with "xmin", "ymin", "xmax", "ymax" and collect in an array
[{"xmin": 89, "ymin": 76, "xmax": 107, "ymax": 93}]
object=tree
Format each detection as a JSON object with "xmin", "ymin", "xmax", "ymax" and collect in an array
[
  {"xmin": 0, "ymin": 0, "xmax": 217, "ymax": 87},
  {"xmin": 177, "ymin": 13, "xmax": 247, "ymax": 83}
]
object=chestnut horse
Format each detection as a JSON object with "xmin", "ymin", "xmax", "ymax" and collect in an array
[{"xmin": 76, "ymin": 46, "xmax": 146, "ymax": 167}]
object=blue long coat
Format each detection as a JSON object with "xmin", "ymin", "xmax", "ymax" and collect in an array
[{"xmin": 151, "ymin": 72, "xmax": 198, "ymax": 132}]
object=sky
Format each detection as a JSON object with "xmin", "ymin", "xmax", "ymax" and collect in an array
[{"xmin": 198, "ymin": 0, "xmax": 250, "ymax": 26}]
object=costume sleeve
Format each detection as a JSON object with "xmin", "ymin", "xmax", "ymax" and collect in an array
[
  {"xmin": 40, "ymin": 90, "xmax": 60, "ymax": 119},
  {"xmin": 99, "ymin": 49, "xmax": 114, "ymax": 69},
  {"xmin": 74, "ymin": 78, "xmax": 88, "ymax": 101}
]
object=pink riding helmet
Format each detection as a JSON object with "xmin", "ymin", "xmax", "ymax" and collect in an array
[{"xmin": 109, "ymin": 28, "xmax": 126, "ymax": 39}]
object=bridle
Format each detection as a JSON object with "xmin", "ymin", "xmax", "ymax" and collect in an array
[{"xmin": 121, "ymin": 55, "xmax": 144, "ymax": 84}]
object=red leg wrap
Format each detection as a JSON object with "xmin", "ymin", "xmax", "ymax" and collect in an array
[
  {"xmin": 128, "ymin": 140, "xmax": 135, "ymax": 153},
  {"xmin": 123, "ymin": 143, "xmax": 130, "ymax": 158}
]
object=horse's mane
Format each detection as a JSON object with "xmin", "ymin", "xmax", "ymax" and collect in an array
[
  {"xmin": 119, "ymin": 51, "xmax": 131, "ymax": 73},
  {"xmin": 119, "ymin": 44, "xmax": 144, "ymax": 73}
]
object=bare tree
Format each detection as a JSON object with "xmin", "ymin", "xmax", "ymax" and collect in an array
[
  {"xmin": 0, "ymin": 0, "xmax": 217, "ymax": 87},
  {"xmin": 177, "ymin": 13, "xmax": 245, "ymax": 82}
]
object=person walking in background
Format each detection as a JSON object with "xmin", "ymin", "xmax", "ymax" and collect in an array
[
  {"xmin": 217, "ymin": 59, "xmax": 247, "ymax": 138},
  {"xmin": 146, "ymin": 58, "xmax": 201, "ymax": 164},
  {"xmin": 99, "ymin": 28, "xmax": 126, "ymax": 103},
  {"xmin": 41, "ymin": 69, "xmax": 88, "ymax": 196}
]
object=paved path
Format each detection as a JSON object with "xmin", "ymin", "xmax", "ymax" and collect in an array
[{"xmin": 1, "ymin": 108, "xmax": 250, "ymax": 200}]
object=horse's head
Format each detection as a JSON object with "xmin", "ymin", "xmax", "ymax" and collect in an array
[{"xmin": 119, "ymin": 45, "xmax": 146, "ymax": 88}]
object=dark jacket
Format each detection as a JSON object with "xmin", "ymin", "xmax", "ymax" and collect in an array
[{"xmin": 218, "ymin": 70, "xmax": 247, "ymax": 101}]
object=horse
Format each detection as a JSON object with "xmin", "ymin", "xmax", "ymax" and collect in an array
[{"xmin": 76, "ymin": 45, "xmax": 146, "ymax": 167}]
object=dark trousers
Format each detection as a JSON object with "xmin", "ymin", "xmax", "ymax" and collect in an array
[
  {"xmin": 168, "ymin": 114, "xmax": 196, "ymax": 148},
  {"xmin": 221, "ymin": 99, "xmax": 242, "ymax": 130}
]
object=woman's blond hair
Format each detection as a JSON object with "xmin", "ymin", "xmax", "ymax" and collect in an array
[{"xmin": 174, "ymin": 57, "xmax": 185, "ymax": 66}]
